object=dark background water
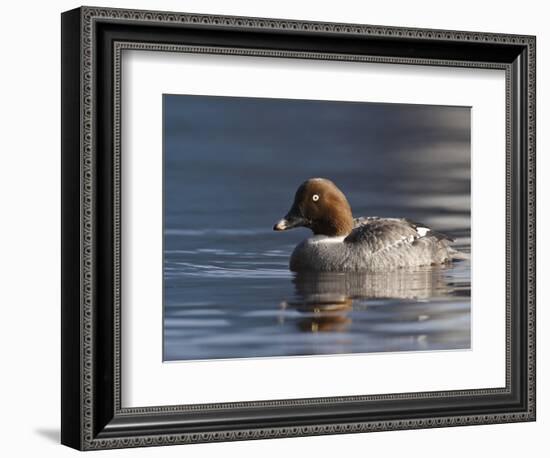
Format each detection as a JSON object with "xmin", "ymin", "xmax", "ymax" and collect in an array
[{"xmin": 163, "ymin": 94, "xmax": 471, "ymax": 361}]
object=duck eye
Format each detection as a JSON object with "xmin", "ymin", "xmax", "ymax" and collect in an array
[{"xmin": 312, "ymin": 194, "xmax": 320, "ymax": 202}]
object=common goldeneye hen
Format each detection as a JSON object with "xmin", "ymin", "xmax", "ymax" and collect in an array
[{"xmin": 273, "ymin": 178, "xmax": 467, "ymax": 272}]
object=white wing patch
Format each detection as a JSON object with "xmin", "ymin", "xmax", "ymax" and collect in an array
[{"xmin": 416, "ymin": 226, "xmax": 430, "ymax": 237}]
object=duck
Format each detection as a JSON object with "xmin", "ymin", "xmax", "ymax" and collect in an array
[{"xmin": 273, "ymin": 178, "xmax": 467, "ymax": 272}]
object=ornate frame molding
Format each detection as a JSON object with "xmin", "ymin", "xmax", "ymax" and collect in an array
[{"xmin": 61, "ymin": 6, "xmax": 536, "ymax": 450}]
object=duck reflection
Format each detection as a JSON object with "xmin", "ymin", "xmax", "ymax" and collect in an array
[{"xmin": 281, "ymin": 268, "xmax": 452, "ymax": 333}]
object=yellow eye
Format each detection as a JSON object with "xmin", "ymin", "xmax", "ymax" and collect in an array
[{"xmin": 312, "ymin": 194, "xmax": 320, "ymax": 202}]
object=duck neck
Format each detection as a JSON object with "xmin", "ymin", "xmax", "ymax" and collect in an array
[{"xmin": 312, "ymin": 210, "xmax": 353, "ymax": 237}]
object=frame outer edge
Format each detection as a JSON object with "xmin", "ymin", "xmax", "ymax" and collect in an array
[
  {"xmin": 61, "ymin": 7, "xmax": 84, "ymax": 451},
  {"xmin": 81, "ymin": 5, "xmax": 535, "ymax": 43},
  {"xmin": 526, "ymin": 36, "xmax": 536, "ymax": 421},
  {"xmin": 80, "ymin": 6, "xmax": 96, "ymax": 451}
]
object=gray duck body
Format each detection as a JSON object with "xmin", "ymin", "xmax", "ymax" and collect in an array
[
  {"xmin": 289, "ymin": 217, "xmax": 464, "ymax": 272},
  {"xmin": 274, "ymin": 178, "xmax": 467, "ymax": 273}
]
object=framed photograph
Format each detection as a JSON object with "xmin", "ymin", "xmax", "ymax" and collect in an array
[{"xmin": 61, "ymin": 6, "xmax": 536, "ymax": 450}]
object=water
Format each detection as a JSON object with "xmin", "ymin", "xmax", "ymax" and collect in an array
[{"xmin": 163, "ymin": 95, "xmax": 471, "ymax": 361}]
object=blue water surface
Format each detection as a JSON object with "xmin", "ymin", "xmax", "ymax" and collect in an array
[{"xmin": 163, "ymin": 95, "xmax": 471, "ymax": 361}]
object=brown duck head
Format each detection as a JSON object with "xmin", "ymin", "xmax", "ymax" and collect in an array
[{"xmin": 273, "ymin": 178, "xmax": 354, "ymax": 237}]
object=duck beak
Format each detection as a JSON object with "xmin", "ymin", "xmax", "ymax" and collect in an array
[{"xmin": 273, "ymin": 207, "xmax": 307, "ymax": 231}]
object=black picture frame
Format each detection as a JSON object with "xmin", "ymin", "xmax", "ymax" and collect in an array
[{"xmin": 61, "ymin": 6, "xmax": 536, "ymax": 450}]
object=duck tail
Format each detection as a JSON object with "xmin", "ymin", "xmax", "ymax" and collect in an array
[
  {"xmin": 449, "ymin": 248, "xmax": 470, "ymax": 261},
  {"xmin": 428, "ymin": 229, "xmax": 455, "ymax": 242}
]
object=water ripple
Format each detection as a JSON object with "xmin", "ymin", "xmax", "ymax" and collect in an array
[{"xmin": 170, "ymin": 261, "xmax": 292, "ymax": 279}]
